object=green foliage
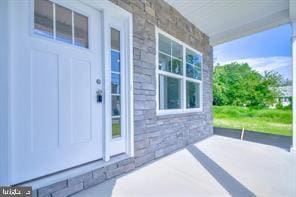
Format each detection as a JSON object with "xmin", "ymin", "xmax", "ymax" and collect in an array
[
  {"xmin": 276, "ymin": 96, "xmax": 292, "ymax": 110},
  {"xmin": 213, "ymin": 106, "xmax": 292, "ymax": 136},
  {"xmin": 213, "ymin": 62, "xmax": 282, "ymax": 107}
]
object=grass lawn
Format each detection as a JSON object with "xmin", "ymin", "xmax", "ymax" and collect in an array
[
  {"xmin": 213, "ymin": 106, "xmax": 292, "ymax": 136},
  {"xmin": 112, "ymin": 122, "xmax": 121, "ymax": 137}
]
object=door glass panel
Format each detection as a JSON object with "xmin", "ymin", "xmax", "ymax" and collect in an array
[
  {"xmin": 111, "ymin": 73, "xmax": 120, "ymax": 94},
  {"xmin": 34, "ymin": 0, "xmax": 54, "ymax": 38},
  {"xmin": 34, "ymin": 0, "xmax": 89, "ymax": 48},
  {"xmin": 112, "ymin": 96, "xmax": 121, "ymax": 116},
  {"xmin": 111, "ymin": 51, "xmax": 120, "ymax": 72},
  {"xmin": 111, "ymin": 28, "xmax": 121, "ymax": 138},
  {"xmin": 112, "ymin": 118, "xmax": 121, "ymax": 138},
  {"xmin": 159, "ymin": 75, "xmax": 181, "ymax": 109},
  {"xmin": 111, "ymin": 28, "xmax": 120, "ymax": 51},
  {"xmin": 74, "ymin": 12, "xmax": 88, "ymax": 48},
  {"xmin": 55, "ymin": 4, "xmax": 72, "ymax": 44}
]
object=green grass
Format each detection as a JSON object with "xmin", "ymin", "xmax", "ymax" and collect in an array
[
  {"xmin": 112, "ymin": 122, "xmax": 121, "ymax": 137},
  {"xmin": 213, "ymin": 106, "xmax": 292, "ymax": 136}
]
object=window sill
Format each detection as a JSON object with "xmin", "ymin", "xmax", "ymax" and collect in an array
[{"xmin": 156, "ymin": 108, "xmax": 203, "ymax": 116}]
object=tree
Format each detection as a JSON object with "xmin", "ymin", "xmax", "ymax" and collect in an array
[{"xmin": 213, "ymin": 62, "xmax": 282, "ymax": 108}]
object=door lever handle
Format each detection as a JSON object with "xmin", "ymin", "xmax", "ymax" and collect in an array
[{"xmin": 96, "ymin": 90, "xmax": 103, "ymax": 103}]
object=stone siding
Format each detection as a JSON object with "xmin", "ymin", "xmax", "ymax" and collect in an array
[{"xmin": 33, "ymin": 0, "xmax": 213, "ymax": 196}]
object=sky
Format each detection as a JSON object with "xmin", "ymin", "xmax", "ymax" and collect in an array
[{"xmin": 214, "ymin": 24, "xmax": 292, "ymax": 80}]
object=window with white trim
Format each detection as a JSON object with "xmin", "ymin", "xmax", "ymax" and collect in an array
[{"xmin": 157, "ymin": 31, "xmax": 203, "ymax": 113}]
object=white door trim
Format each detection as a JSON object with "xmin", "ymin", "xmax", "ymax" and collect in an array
[
  {"xmin": 1, "ymin": 0, "xmax": 133, "ymax": 185},
  {"xmin": 101, "ymin": 5, "xmax": 134, "ymax": 160},
  {"xmin": 48, "ymin": 0, "xmax": 134, "ymax": 161}
]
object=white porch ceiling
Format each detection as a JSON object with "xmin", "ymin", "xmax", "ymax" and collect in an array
[{"xmin": 165, "ymin": 0, "xmax": 291, "ymax": 46}]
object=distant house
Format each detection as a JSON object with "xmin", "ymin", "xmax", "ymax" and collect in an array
[{"xmin": 274, "ymin": 86, "xmax": 292, "ymax": 107}]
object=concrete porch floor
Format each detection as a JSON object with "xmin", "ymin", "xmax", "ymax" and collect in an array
[{"xmin": 73, "ymin": 135, "xmax": 296, "ymax": 197}]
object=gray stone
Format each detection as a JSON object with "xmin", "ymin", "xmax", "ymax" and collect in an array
[
  {"xmin": 117, "ymin": 158, "xmax": 134, "ymax": 167},
  {"xmin": 52, "ymin": 183, "xmax": 83, "ymax": 197},
  {"xmin": 93, "ymin": 167, "xmax": 105, "ymax": 179},
  {"xmin": 104, "ymin": 163, "xmax": 118, "ymax": 171},
  {"xmin": 38, "ymin": 181, "xmax": 67, "ymax": 197},
  {"xmin": 68, "ymin": 172, "xmax": 92, "ymax": 186},
  {"xmin": 135, "ymin": 152, "xmax": 155, "ymax": 167},
  {"xmin": 106, "ymin": 167, "xmax": 125, "ymax": 179},
  {"xmin": 155, "ymin": 149, "xmax": 165, "ymax": 158},
  {"xmin": 123, "ymin": 163, "xmax": 136, "ymax": 173},
  {"xmin": 84, "ymin": 173, "xmax": 106, "ymax": 189}
]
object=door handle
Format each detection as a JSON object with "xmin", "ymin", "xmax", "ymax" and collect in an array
[{"xmin": 96, "ymin": 90, "xmax": 103, "ymax": 103}]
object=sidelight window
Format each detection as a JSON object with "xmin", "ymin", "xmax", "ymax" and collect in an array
[{"xmin": 111, "ymin": 28, "xmax": 121, "ymax": 138}]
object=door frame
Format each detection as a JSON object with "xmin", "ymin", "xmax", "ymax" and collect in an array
[
  {"xmin": 101, "ymin": 2, "xmax": 134, "ymax": 160},
  {"xmin": 0, "ymin": 0, "xmax": 134, "ymax": 185}
]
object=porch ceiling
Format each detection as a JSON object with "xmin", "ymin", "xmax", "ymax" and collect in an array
[{"xmin": 164, "ymin": 0, "xmax": 292, "ymax": 46}]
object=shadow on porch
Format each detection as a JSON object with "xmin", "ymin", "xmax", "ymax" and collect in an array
[{"xmin": 72, "ymin": 134, "xmax": 296, "ymax": 197}]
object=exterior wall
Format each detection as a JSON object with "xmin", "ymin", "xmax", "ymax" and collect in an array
[
  {"xmin": 31, "ymin": 0, "xmax": 213, "ymax": 196},
  {"xmin": 127, "ymin": 0, "xmax": 213, "ymax": 159}
]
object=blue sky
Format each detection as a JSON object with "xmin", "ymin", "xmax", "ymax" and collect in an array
[{"xmin": 214, "ymin": 24, "xmax": 292, "ymax": 79}]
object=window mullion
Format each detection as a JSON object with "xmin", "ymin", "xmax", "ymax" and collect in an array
[
  {"xmin": 170, "ymin": 40, "xmax": 173, "ymax": 73},
  {"xmin": 182, "ymin": 45, "xmax": 186, "ymax": 110}
]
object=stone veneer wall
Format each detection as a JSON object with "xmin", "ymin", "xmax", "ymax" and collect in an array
[{"xmin": 32, "ymin": 0, "xmax": 213, "ymax": 196}]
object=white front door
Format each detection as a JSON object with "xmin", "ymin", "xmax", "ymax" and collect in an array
[{"xmin": 10, "ymin": 0, "xmax": 103, "ymax": 183}]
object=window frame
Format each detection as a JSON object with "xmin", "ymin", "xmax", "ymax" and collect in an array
[
  {"xmin": 31, "ymin": 0, "xmax": 91, "ymax": 50},
  {"xmin": 156, "ymin": 28, "xmax": 203, "ymax": 116}
]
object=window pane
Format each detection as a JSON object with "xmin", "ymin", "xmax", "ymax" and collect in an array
[
  {"xmin": 158, "ymin": 52, "xmax": 171, "ymax": 72},
  {"xmin": 111, "ymin": 73, "xmax": 120, "ymax": 94},
  {"xmin": 56, "ymin": 4, "xmax": 72, "ymax": 44},
  {"xmin": 159, "ymin": 33, "xmax": 171, "ymax": 55},
  {"xmin": 34, "ymin": 0, "xmax": 54, "ymax": 38},
  {"xmin": 74, "ymin": 12, "xmax": 88, "ymax": 48},
  {"xmin": 111, "ymin": 28, "xmax": 120, "ymax": 51},
  {"xmin": 186, "ymin": 48, "xmax": 201, "ymax": 66},
  {"xmin": 112, "ymin": 96, "xmax": 121, "ymax": 116},
  {"xmin": 111, "ymin": 51, "xmax": 120, "ymax": 72},
  {"xmin": 159, "ymin": 75, "xmax": 181, "ymax": 109},
  {"xmin": 186, "ymin": 81, "xmax": 200, "ymax": 108},
  {"xmin": 186, "ymin": 63, "xmax": 201, "ymax": 80},
  {"xmin": 172, "ymin": 41, "xmax": 182, "ymax": 59},
  {"xmin": 112, "ymin": 118, "xmax": 121, "ymax": 138},
  {"xmin": 172, "ymin": 58, "xmax": 182, "ymax": 75}
]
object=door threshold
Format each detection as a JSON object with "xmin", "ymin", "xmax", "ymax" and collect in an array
[{"xmin": 19, "ymin": 154, "xmax": 130, "ymax": 190}]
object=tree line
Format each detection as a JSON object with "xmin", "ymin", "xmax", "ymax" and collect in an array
[{"xmin": 213, "ymin": 62, "xmax": 290, "ymax": 108}]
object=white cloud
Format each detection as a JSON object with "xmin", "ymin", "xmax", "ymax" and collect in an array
[{"xmin": 217, "ymin": 56, "xmax": 292, "ymax": 79}]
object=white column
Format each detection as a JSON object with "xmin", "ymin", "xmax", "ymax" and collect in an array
[
  {"xmin": 0, "ymin": 0, "xmax": 10, "ymax": 185},
  {"xmin": 292, "ymin": 23, "xmax": 296, "ymax": 153},
  {"xmin": 290, "ymin": 0, "xmax": 296, "ymax": 153},
  {"xmin": 291, "ymin": 22, "xmax": 296, "ymax": 153}
]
